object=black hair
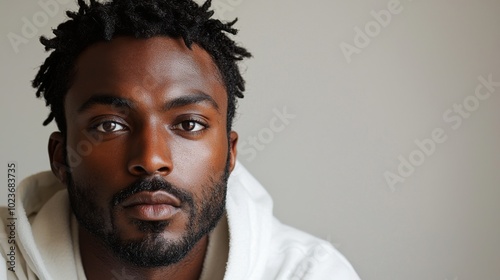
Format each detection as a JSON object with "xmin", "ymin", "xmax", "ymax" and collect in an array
[{"xmin": 32, "ymin": 0, "xmax": 251, "ymax": 134}]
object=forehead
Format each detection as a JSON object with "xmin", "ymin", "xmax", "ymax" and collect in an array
[{"xmin": 67, "ymin": 36, "xmax": 226, "ymax": 114}]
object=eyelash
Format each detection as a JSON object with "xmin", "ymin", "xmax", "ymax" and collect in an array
[
  {"xmin": 90, "ymin": 118, "xmax": 208, "ymax": 134},
  {"xmin": 91, "ymin": 120, "xmax": 127, "ymax": 133},
  {"xmin": 171, "ymin": 118, "xmax": 208, "ymax": 133}
]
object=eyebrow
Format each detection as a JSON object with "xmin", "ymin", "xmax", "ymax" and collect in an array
[
  {"xmin": 78, "ymin": 94, "xmax": 133, "ymax": 113},
  {"xmin": 163, "ymin": 92, "xmax": 219, "ymax": 112},
  {"xmin": 77, "ymin": 92, "xmax": 220, "ymax": 114}
]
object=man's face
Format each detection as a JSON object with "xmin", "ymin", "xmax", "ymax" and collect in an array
[{"xmin": 50, "ymin": 36, "xmax": 237, "ymax": 267}]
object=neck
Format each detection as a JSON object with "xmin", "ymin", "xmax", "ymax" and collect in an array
[{"xmin": 78, "ymin": 227, "xmax": 208, "ymax": 280}]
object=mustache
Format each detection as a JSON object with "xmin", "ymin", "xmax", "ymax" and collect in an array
[{"xmin": 111, "ymin": 177, "xmax": 194, "ymax": 208}]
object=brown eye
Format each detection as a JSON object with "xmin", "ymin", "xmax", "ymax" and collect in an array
[
  {"xmin": 175, "ymin": 120, "xmax": 205, "ymax": 132},
  {"xmin": 95, "ymin": 121, "xmax": 125, "ymax": 133},
  {"xmin": 181, "ymin": 121, "xmax": 196, "ymax": 131}
]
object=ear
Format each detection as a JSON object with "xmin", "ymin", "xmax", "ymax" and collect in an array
[
  {"xmin": 48, "ymin": 132, "xmax": 68, "ymax": 184},
  {"xmin": 228, "ymin": 131, "xmax": 238, "ymax": 172}
]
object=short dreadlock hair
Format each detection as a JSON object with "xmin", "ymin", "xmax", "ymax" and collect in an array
[{"xmin": 33, "ymin": 0, "xmax": 251, "ymax": 134}]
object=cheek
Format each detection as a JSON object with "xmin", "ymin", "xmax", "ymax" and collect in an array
[
  {"xmin": 65, "ymin": 136, "xmax": 127, "ymax": 196},
  {"xmin": 170, "ymin": 134, "xmax": 228, "ymax": 188},
  {"xmin": 67, "ymin": 144, "xmax": 111, "ymax": 174}
]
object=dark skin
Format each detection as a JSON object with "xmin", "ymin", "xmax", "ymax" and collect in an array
[{"xmin": 48, "ymin": 36, "xmax": 238, "ymax": 280}]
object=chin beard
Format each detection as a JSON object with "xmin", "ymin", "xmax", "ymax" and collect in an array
[{"xmin": 65, "ymin": 158, "xmax": 230, "ymax": 268}]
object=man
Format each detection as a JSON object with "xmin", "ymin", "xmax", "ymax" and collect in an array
[{"xmin": 0, "ymin": 0, "xmax": 360, "ymax": 279}]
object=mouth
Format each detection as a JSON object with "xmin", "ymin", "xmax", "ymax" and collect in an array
[{"xmin": 121, "ymin": 191, "xmax": 181, "ymax": 221}]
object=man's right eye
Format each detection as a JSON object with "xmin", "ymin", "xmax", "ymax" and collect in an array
[{"xmin": 94, "ymin": 121, "xmax": 126, "ymax": 133}]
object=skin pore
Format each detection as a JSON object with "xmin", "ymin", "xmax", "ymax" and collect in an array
[{"xmin": 48, "ymin": 36, "xmax": 238, "ymax": 280}]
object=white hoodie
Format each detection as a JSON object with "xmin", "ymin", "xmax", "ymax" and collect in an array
[{"xmin": 0, "ymin": 162, "xmax": 360, "ymax": 279}]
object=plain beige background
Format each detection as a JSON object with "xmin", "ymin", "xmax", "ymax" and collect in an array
[{"xmin": 1, "ymin": 0, "xmax": 500, "ymax": 279}]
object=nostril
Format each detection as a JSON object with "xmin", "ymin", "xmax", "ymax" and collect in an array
[
  {"xmin": 132, "ymin": 165, "xmax": 146, "ymax": 174},
  {"xmin": 157, "ymin": 167, "xmax": 169, "ymax": 174},
  {"xmin": 129, "ymin": 164, "xmax": 170, "ymax": 176}
]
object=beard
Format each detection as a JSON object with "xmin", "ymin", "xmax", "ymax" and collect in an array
[{"xmin": 65, "ymin": 157, "xmax": 230, "ymax": 268}]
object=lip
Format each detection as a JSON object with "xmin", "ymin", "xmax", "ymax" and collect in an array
[
  {"xmin": 121, "ymin": 191, "xmax": 181, "ymax": 208},
  {"xmin": 121, "ymin": 191, "xmax": 181, "ymax": 221}
]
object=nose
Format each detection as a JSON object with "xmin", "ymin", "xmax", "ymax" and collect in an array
[{"xmin": 127, "ymin": 123, "xmax": 172, "ymax": 176}]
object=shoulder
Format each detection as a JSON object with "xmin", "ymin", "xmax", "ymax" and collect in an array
[
  {"xmin": 266, "ymin": 220, "xmax": 361, "ymax": 280},
  {"xmin": 226, "ymin": 163, "xmax": 360, "ymax": 279}
]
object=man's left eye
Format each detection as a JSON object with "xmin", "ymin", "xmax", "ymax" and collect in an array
[{"xmin": 175, "ymin": 120, "xmax": 206, "ymax": 132}]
